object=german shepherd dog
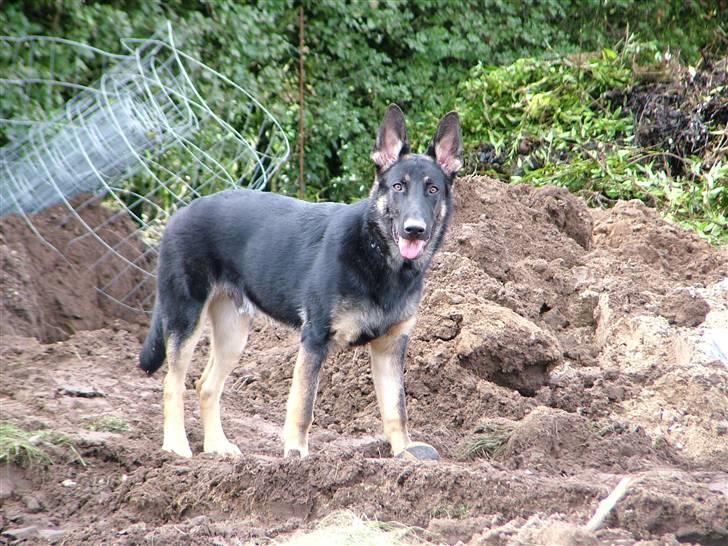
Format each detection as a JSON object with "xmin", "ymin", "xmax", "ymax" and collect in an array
[{"xmin": 139, "ymin": 105, "xmax": 462, "ymax": 460}]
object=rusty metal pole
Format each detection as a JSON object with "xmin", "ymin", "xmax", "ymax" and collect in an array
[{"xmin": 298, "ymin": 4, "xmax": 305, "ymax": 199}]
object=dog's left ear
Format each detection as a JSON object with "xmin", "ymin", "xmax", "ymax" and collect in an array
[{"xmin": 427, "ymin": 112, "xmax": 463, "ymax": 177}]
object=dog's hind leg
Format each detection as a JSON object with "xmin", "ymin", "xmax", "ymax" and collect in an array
[
  {"xmin": 282, "ymin": 334, "xmax": 328, "ymax": 458},
  {"xmin": 197, "ymin": 295, "xmax": 250, "ymax": 456},
  {"xmin": 369, "ymin": 317, "xmax": 439, "ymax": 461},
  {"xmin": 163, "ymin": 315, "xmax": 205, "ymax": 458}
]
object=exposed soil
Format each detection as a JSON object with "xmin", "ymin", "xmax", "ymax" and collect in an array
[
  {"xmin": 0, "ymin": 195, "xmax": 152, "ymax": 343},
  {"xmin": 1, "ymin": 175, "xmax": 727, "ymax": 545}
]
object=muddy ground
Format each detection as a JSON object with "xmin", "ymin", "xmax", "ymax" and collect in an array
[{"xmin": 1, "ymin": 175, "xmax": 727, "ymax": 545}]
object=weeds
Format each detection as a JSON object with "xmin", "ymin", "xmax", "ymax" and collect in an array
[
  {"xmin": 460, "ymin": 38, "xmax": 727, "ymax": 244},
  {"xmin": 0, "ymin": 422, "xmax": 84, "ymax": 468},
  {"xmin": 431, "ymin": 504, "xmax": 471, "ymax": 520},
  {"xmin": 458, "ymin": 420, "xmax": 515, "ymax": 461},
  {"xmin": 0, "ymin": 422, "xmax": 52, "ymax": 467},
  {"xmin": 86, "ymin": 415, "xmax": 132, "ymax": 433}
]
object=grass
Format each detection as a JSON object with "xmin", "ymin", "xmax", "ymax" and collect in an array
[
  {"xmin": 431, "ymin": 504, "xmax": 471, "ymax": 520},
  {"xmin": 85, "ymin": 415, "xmax": 132, "ymax": 433},
  {"xmin": 271, "ymin": 511, "xmax": 439, "ymax": 546},
  {"xmin": 458, "ymin": 420, "xmax": 515, "ymax": 461},
  {"xmin": 0, "ymin": 422, "xmax": 85, "ymax": 468},
  {"xmin": 0, "ymin": 422, "xmax": 52, "ymax": 467}
]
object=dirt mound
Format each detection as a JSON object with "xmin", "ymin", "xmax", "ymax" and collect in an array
[
  {"xmin": 0, "ymin": 196, "xmax": 152, "ymax": 342},
  {"xmin": 1, "ymin": 176, "xmax": 727, "ymax": 544}
]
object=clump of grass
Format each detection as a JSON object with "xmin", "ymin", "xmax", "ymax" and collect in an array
[
  {"xmin": 0, "ymin": 422, "xmax": 86, "ymax": 468},
  {"xmin": 458, "ymin": 420, "xmax": 516, "ymax": 461},
  {"xmin": 431, "ymin": 503, "xmax": 471, "ymax": 520},
  {"xmin": 86, "ymin": 415, "xmax": 132, "ymax": 433},
  {"xmin": 0, "ymin": 422, "xmax": 52, "ymax": 467},
  {"xmin": 275, "ymin": 510, "xmax": 439, "ymax": 546}
]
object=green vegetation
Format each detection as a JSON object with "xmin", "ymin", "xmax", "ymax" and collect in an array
[
  {"xmin": 0, "ymin": 422, "xmax": 85, "ymax": 468},
  {"xmin": 459, "ymin": 39, "xmax": 728, "ymax": 243},
  {"xmin": 431, "ymin": 503, "xmax": 471, "ymax": 520},
  {"xmin": 1, "ymin": 1, "xmax": 725, "ymax": 240},
  {"xmin": 0, "ymin": 422, "xmax": 52, "ymax": 467},
  {"xmin": 85, "ymin": 415, "xmax": 132, "ymax": 433}
]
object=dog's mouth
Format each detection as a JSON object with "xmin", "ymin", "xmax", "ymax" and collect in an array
[{"xmin": 392, "ymin": 226, "xmax": 429, "ymax": 260}]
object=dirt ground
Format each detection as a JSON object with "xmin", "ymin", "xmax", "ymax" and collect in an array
[{"xmin": 1, "ymin": 175, "xmax": 727, "ymax": 545}]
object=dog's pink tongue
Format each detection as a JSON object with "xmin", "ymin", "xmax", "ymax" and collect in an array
[{"xmin": 398, "ymin": 238, "xmax": 425, "ymax": 260}]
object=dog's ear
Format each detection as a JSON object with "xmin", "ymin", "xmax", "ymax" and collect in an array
[
  {"xmin": 371, "ymin": 104, "xmax": 409, "ymax": 171},
  {"xmin": 427, "ymin": 112, "xmax": 463, "ymax": 177}
]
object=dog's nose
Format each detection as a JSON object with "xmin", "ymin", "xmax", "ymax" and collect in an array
[{"xmin": 403, "ymin": 219, "xmax": 426, "ymax": 237}]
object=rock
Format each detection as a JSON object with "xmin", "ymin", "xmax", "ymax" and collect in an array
[
  {"xmin": 659, "ymin": 290, "xmax": 709, "ymax": 327},
  {"xmin": 22, "ymin": 495, "xmax": 42, "ymax": 513},
  {"xmin": 38, "ymin": 528, "xmax": 65, "ymax": 541},
  {"xmin": 118, "ymin": 522, "xmax": 147, "ymax": 535},
  {"xmin": 58, "ymin": 385, "xmax": 106, "ymax": 398},
  {"xmin": 454, "ymin": 301, "xmax": 562, "ymax": 395},
  {"xmin": 537, "ymin": 522, "xmax": 598, "ymax": 546},
  {"xmin": 3, "ymin": 526, "xmax": 39, "ymax": 540}
]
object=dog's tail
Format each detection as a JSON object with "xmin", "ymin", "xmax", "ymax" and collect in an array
[{"xmin": 139, "ymin": 305, "xmax": 166, "ymax": 375}]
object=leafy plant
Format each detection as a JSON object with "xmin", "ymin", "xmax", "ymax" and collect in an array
[
  {"xmin": 2, "ymin": 0, "xmax": 725, "ymax": 203},
  {"xmin": 459, "ymin": 38, "xmax": 727, "ymax": 244}
]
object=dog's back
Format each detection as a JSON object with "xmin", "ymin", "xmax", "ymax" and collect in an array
[{"xmin": 140, "ymin": 189, "xmax": 358, "ymax": 374}]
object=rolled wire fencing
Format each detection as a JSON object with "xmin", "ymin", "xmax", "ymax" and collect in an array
[{"xmin": 0, "ymin": 22, "xmax": 290, "ymax": 314}]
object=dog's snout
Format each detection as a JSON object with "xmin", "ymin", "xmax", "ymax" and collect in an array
[{"xmin": 403, "ymin": 219, "xmax": 426, "ymax": 237}]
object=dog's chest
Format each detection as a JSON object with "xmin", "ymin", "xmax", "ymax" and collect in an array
[{"xmin": 330, "ymin": 296, "xmax": 419, "ymax": 347}]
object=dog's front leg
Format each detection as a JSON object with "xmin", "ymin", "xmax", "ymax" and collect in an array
[
  {"xmin": 369, "ymin": 318, "xmax": 439, "ymax": 461},
  {"xmin": 282, "ymin": 339, "xmax": 327, "ymax": 457}
]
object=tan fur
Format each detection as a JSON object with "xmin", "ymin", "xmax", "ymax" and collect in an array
[
  {"xmin": 330, "ymin": 298, "xmax": 419, "ymax": 349},
  {"xmin": 196, "ymin": 295, "xmax": 250, "ymax": 455},
  {"xmin": 438, "ymin": 200, "xmax": 449, "ymax": 221},
  {"xmin": 162, "ymin": 290, "xmax": 252, "ymax": 458},
  {"xmin": 331, "ymin": 307, "xmax": 364, "ymax": 347},
  {"xmin": 282, "ymin": 346, "xmax": 320, "ymax": 456},
  {"xmin": 376, "ymin": 193, "xmax": 388, "ymax": 215},
  {"xmin": 162, "ymin": 313, "xmax": 206, "ymax": 457},
  {"xmin": 369, "ymin": 316, "xmax": 416, "ymax": 454}
]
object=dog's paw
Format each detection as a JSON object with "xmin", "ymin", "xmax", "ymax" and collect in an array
[
  {"xmin": 204, "ymin": 440, "xmax": 242, "ymax": 457},
  {"xmin": 283, "ymin": 446, "xmax": 309, "ymax": 458},
  {"xmin": 395, "ymin": 442, "xmax": 440, "ymax": 461},
  {"xmin": 162, "ymin": 442, "xmax": 193, "ymax": 458}
]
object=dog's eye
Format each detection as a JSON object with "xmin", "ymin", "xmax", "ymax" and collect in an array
[
  {"xmin": 392, "ymin": 182, "xmax": 404, "ymax": 192},
  {"xmin": 428, "ymin": 185, "xmax": 439, "ymax": 194}
]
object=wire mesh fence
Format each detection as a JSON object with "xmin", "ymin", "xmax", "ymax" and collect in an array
[{"xmin": 0, "ymin": 22, "xmax": 290, "ymax": 315}]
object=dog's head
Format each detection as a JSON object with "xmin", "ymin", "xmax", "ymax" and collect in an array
[{"xmin": 369, "ymin": 104, "xmax": 462, "ymax": 264}]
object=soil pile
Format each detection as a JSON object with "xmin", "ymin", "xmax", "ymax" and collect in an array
[
  {"xmin": 0, "ymin": 196, "xmax": 152, "ymax": 342},
  {"xmin": 1, "ymin": 176, "xmax": 727, "ymax": 545}
]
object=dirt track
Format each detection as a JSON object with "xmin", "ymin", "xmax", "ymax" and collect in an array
[{"xmin": 1, "ymin": 176, "xmax": 727, "ymax": 545}]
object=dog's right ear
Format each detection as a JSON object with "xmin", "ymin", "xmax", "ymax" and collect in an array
[{"xmin": 371, "ymin": 104, "xmax": 409, "ymax": 171}]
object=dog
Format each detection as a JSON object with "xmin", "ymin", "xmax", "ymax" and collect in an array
[{"xmin": 139, "ymin": 104, "xmax": 462, "ymax": 460}]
